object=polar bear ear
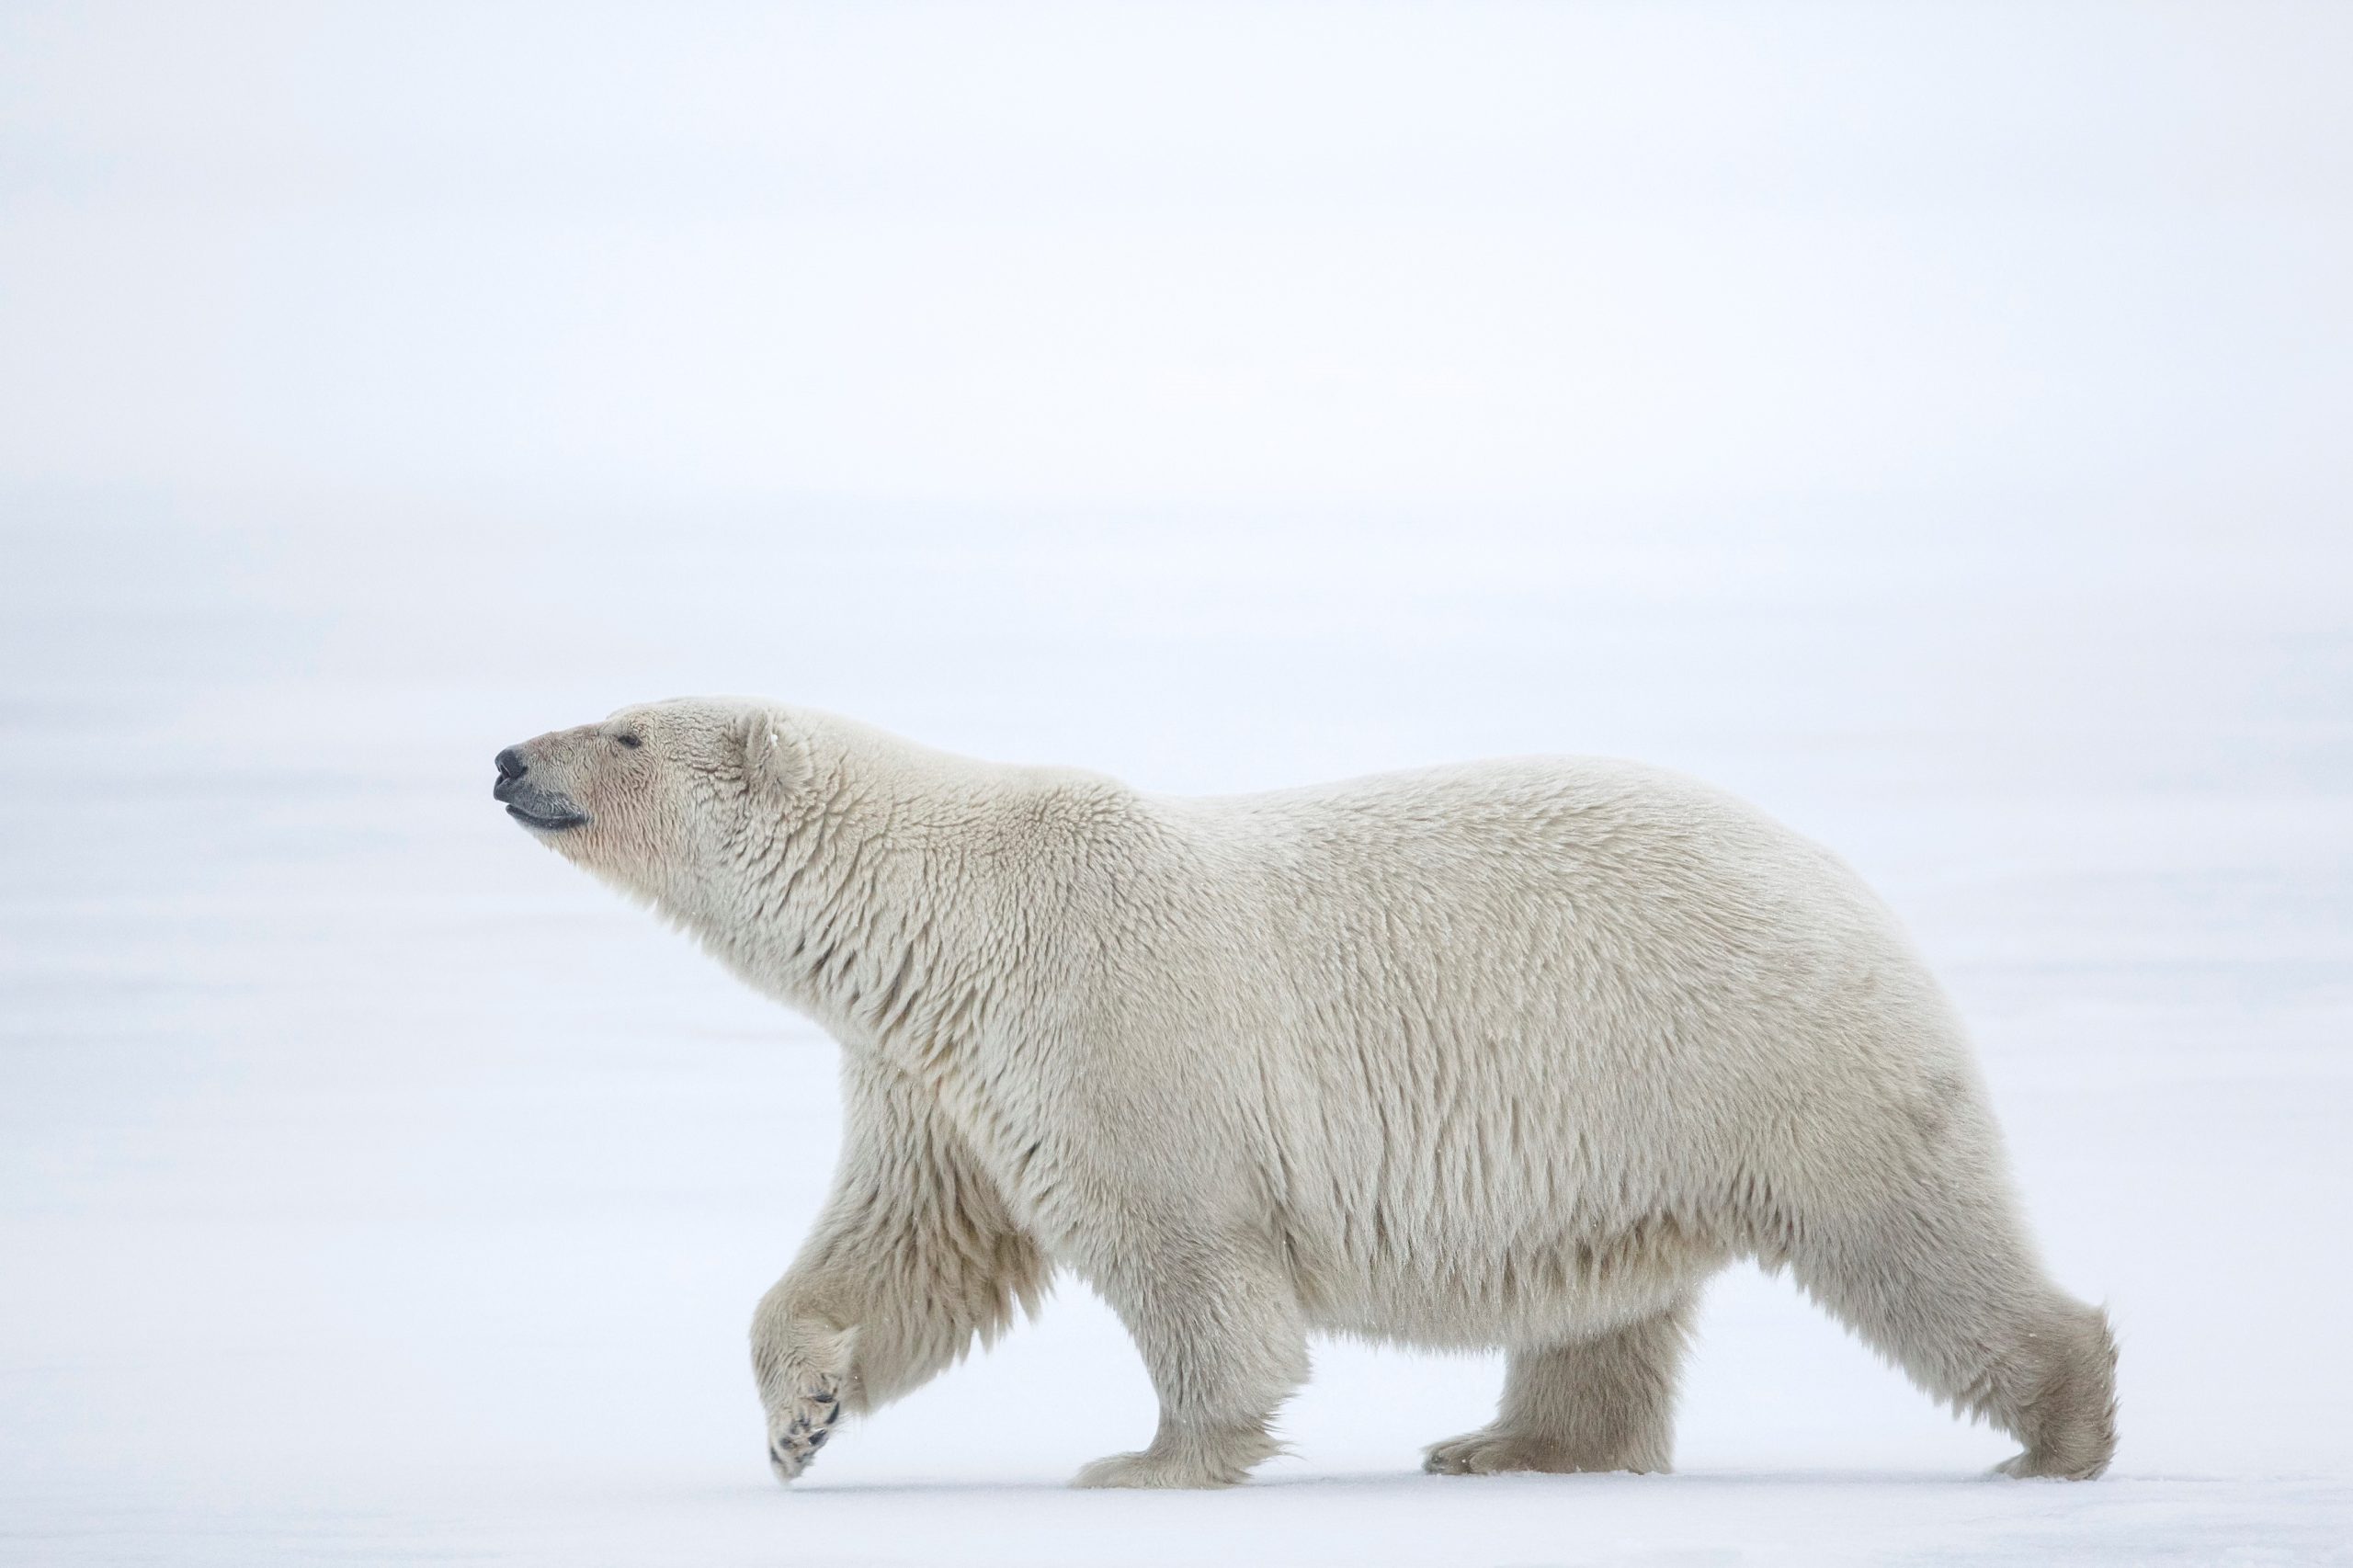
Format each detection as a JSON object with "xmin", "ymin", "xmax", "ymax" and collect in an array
[{"xmin": 733, "ymin": 710, "xmax": 814, "ymax": 800}]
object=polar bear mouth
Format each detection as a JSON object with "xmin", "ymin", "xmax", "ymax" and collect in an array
[
  {"xmin": 505, "ymin": 801, "xmax": 589, "ymax": 832},
  {"xmin": 492, "ymin": 769, "xmax": 590, "ymax": 832}
]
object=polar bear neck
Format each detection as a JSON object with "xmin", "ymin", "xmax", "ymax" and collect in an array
[{"xmin": 665, "ymin": 718, "xmax": 1108, "ymax": 1074}]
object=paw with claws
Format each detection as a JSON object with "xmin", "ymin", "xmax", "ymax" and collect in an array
[
  {"xmin": 766, "ymin": 1374, "xmax": 844, "ymax": 1483},
  {"xmin": 752, "ymin": 1302, "xmax": 858, "ymax": 1486}
]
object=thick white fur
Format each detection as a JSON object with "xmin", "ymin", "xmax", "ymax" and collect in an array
[{"xmin": 504, "ymin": 697, "xmax": 2117, "ymax": 1488}]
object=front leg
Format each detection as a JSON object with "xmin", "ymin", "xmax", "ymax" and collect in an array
[
  {"xmin": 750, "ymin": 1312, "xmax": 852, "ymax": 1483},
  {"xmin": 1074, "ymin": 1230, "xmax": 1309, "ymax": 1489},
  {"xmin": 751, "ymin": 1057, "xmax": 1046, "ymax": 1483}
]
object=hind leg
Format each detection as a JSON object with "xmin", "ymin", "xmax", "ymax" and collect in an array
[
  {"xmin": 1425, "ymin": 1293, "xmax": 1696, "ymax": 1475},
  {"xmin": 1784, "ymin": 1165, "xmax": 2117, "ymax": 1480}
]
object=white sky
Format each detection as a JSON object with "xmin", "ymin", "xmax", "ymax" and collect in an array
[{"xmin": 3, "ymin": 0, "xmax": 2348, "ymax": 514}]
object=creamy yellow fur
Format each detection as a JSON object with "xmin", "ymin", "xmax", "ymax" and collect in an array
[{"xmin": 497, "ymin": 697, "xmax": 2117, "ymax": 1488}]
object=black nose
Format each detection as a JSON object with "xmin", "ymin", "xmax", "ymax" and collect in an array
[{"xmin": 494, "ymin": 747, "xmax": 528, "ymax": 780}]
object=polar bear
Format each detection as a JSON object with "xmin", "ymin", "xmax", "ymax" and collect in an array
[{"xmin": 493, "ymin": 697, "xmax": 2117, "ymax": 1488}]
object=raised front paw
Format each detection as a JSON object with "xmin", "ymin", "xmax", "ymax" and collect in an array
[
  {"xmin": 766, "ymin": 1373, "xmax": 844, "ymax": 1483},
  {"xmin": 751, "ymin": 1303, "xmax": 857, "ymax": 1486}
]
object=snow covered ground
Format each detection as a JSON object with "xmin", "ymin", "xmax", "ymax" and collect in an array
[
  {"xmin": 5, "ymin": 507, "xmax": 2347, "ymax": 1565},
  {"xmin": 5, "ymin": 4, "xmax": 2350, "ymax": 1563}
]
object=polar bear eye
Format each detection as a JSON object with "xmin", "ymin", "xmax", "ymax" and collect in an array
[{"xmin": 614, "ymin": 732, "xmax": 643, "ymax": 749}]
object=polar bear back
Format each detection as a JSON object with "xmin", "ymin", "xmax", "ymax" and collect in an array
[{"xmin": 1040, "ymin": 756, "xmax": 1998, "ymax": 1346}]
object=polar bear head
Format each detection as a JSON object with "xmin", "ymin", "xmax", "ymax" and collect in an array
[{"xmin": 491, "ymin": 696, "xmax": 812, "ymax": 910}]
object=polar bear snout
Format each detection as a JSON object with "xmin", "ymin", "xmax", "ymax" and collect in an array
[{"xmin": 491, "ymin": 741, "xmax": 591, "ymax": 833}]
